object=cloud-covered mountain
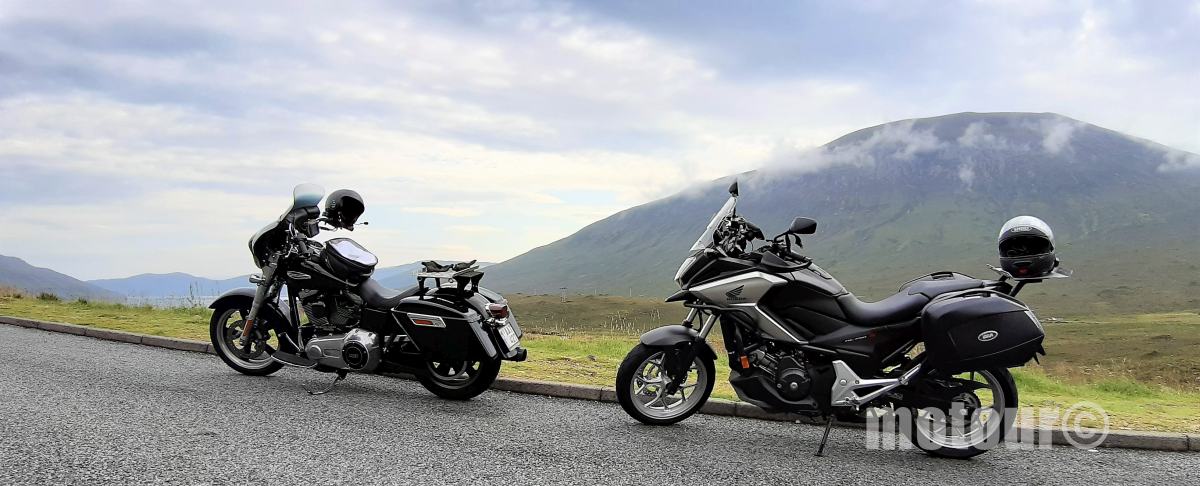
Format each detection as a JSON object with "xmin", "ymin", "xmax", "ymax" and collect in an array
[
  {"xmin": 484, "ymin": 112, "xmax": 1200, "ymax": 315},
  {"xmin": 0, "ymin": 255, "xmax": 123, "ymax": 300}
]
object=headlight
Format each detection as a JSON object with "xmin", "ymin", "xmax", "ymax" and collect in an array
[{"xmin": 674, "ymin": 256, "xmax": 698, "ymax": 287}]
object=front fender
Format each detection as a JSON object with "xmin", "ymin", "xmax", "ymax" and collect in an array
[
  {"xmin": 639, "ymin": 325, "xmax": 717, "ymax": 361},
  {"xmin": 208, "ymin": 287, "xmax": 293, "ymax": 327}
]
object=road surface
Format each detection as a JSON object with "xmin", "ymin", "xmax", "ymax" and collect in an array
[{"xmin": 0, "ymin": 324, "xmax": 1195, "ymax": 485}]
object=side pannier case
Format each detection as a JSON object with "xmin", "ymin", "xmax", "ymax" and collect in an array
[
  {"xmin": 322, "ymin": 238, "xmax": 377, "ymax": 285},
  {"xmin": 921, "ymin": 290, "xmax": 1045, "ymax": 373}
]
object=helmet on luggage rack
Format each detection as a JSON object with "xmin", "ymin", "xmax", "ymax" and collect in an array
[
  {"xmin": 997, "ymin": 216, "xmax": 1057, "ymax": 278},
  {"xmin": 324, "ymin": 189, "xmax": 365, "ymax": 230}
]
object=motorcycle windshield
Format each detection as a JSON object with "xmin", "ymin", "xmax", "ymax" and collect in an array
[
  {"xmin": 690, "ymin": 196, "xmax": 736, "ymax": 251},
  {"xmin": 289, "ymin": 183, "xmax": 325, "ymax": 213}
]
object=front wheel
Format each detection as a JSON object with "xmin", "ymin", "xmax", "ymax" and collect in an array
[
  {"xmin": 905, "ymin": 368, "xmax": 1018, "ymax": 459},
  {"xmin": 616, "ymin": 343, "xmax": 715, "ymax": 425},
  {"xmin": 418, "ymin": 357, "xmax": 502, "ymax": 400},
  {"xmin": 209, "ymin": 305, "xmax": 284, "ymax": 376}
]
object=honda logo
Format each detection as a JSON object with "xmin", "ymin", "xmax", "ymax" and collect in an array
[{"xmin": 725, "ymin": 285, "xmax": 746, "ymax": 301}]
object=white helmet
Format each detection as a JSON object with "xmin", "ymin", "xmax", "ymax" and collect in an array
[{"xmin": 998, "ymin": 216, "xmax": 1057, "ymax": 278}]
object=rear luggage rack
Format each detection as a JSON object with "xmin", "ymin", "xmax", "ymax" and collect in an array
[{"xmin": 416, "ymin": 261, "xmax": 484, "ymax": 294}]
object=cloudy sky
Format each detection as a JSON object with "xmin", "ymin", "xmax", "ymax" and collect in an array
[{"xmin": 1, "ymin": 0, "xmax": 1197, "ymax": 280}]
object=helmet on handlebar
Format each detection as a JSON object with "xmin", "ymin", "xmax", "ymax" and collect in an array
[
  {"xmin": 324, "ymin": 189, "xmax": 365, "ymax": 230},
  {"xmin": 998, "ymin": 216, "xmax": 1057, "ymax": 278}
]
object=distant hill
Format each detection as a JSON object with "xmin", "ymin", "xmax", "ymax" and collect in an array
[
  {"xmin": 0, "ymin": 255, "xmax": 123, "ymax": 300},
  {"xmin": 86, "ymin": 261, "xmax": 495, "ymax": 298},
  {"xmin": 484, "ymin": 112, "xmax": 1200, "ymax": 316},
  {"xmin": 88, "ymin": 273, "xmax": 250, "ymax": 298},
  {"xmin": 376, "ymin": 261, "xmax": 496, "ymax": 290}
]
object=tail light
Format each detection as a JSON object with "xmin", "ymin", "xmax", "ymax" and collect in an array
[{"xmin": 486, "ymin": 303, "xmax": 509, "ymax": 319}]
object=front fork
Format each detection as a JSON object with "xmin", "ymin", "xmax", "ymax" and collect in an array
[
  {"xmin": 664, "ymin": 308, "xmax": 717, "ymax": 394},
  {"xmin": 682, "ymin": 308, "xmax": 718, "ymax": 339},
  {"xmin": 238, "ymin": 262, "xmax": 278, "ymax": 349}
]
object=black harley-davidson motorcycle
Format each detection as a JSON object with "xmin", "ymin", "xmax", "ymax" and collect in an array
[
  {"xmin": 615, "ymin": 181, "xmax": 1067, "ymax": 458},
  {"xmin": 209, "ymin": 184, "xmax": 526, "ymax": 399}
]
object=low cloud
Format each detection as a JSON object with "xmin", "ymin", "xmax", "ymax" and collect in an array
[
  {"xmin": 762, "ymin": 120, "xmax": 945, "ymax": 175},
  {"xmin": 958, "ymin": 161, "xmax": 976, "ymax": 188},
  {"xmin": 1156, "ymin": 148, "xmax": 1200, "ymax": 172},
  {"xmin": 957, "ymin": 121, "xmax": 1011, "ymax": 150},
  {"xmin": 1039, "ymin": 118, "xmax": 1083, "ymax": 155}
]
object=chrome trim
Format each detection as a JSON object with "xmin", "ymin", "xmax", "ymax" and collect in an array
[
  {"xmin": 829, "ymin": 360, "xmax": 922, "ymax": 410},
  {"xmin": 682, "ymin": 308, "xmax": 699, "ymax": 326},
  {"xmin": 691, "ymin": 271, "xmax": 787, "ymax": 292},
  {"xmin": 697, "ymin": 313, "xmax": 718, "ymax": 339}
]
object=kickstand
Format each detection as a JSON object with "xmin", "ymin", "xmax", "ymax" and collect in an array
[
  {"xmin": 814, "ymin": 415, "xmax": 836, "ymax": 457},
  {"xmin": 304, "ymin": 370, "xmax": 348, "ymax": 396}
]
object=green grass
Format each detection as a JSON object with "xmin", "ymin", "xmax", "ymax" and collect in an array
[{"xmin": 2, "ymin": 290, "xmax": 1197, "ymax": 432}]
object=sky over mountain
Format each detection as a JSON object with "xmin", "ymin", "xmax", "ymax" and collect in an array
[{"xmin": 1, "ymin": 0, "xmax": 1197, "ymax": 280}]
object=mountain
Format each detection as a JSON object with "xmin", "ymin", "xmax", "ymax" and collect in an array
[
  {"xmin": 88, "ymin": 273, "xmax": 250, "ymax": 298},
  {"xmin": 0, "ymin": 255, "xmax": 123, "ymax": 300},
  {"xmin": 87, "ymin": 261, "xmax": 496, "ymax": 298},
  {"xmin": 484, "ymin": 112, "xmax": 1200, "ymax": 316},
  {"xmin": 375, "ymin": 261, "xmax": 496, "ymax": 290}
]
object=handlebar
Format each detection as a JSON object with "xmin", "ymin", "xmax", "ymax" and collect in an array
[{"xmin": 716, "ymin": 215, "xmax": 807, "ymax": 264}]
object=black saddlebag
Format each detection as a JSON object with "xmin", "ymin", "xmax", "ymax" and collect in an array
[
  {"xmin": 921, "ymin": 290, "xmax": 1044, "ymax": 373},
  {"xmin": 322, "ymin": 238, "xmax": 377, "ymax": 285}
]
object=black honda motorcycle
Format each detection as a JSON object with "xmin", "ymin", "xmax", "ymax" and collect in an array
[
  {"xmin": 209, "ymin": 184, "xmax": 526, "ymax": 399},
  {"xmin": 615, "ymin": 181, "xmax": 1067, "ymax": 458}
]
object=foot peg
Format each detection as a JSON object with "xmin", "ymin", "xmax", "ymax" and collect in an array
[
  {"xmin": 271, "ymin": 351, "xmax": 318, "ymax": 368},
  {"xmin": 304, "ymin": 370, "xmax": 348, "ymax": 395}
]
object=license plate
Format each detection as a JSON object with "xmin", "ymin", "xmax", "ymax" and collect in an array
[{"xmin": 498, "ymin": 323, "xmax": 520, "ymax": 349}]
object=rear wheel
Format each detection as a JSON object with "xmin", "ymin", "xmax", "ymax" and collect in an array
[
  {"xmin": 209, "ymin": 305, "xmax": 284, "ymax": 376},
  {"xmin": 906, "ymin": 368, "xmax": 1018, "ymax": 459},
  {"xmin": 418, "ymin": 357, "xmax": 502, "ymax": 400},
  {"xmin": 616, "ymin": 343, "xmax": 715, "ymax": 425}
]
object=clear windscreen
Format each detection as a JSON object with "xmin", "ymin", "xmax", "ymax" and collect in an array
[
  {"xmin": 291, "ymin": 183, "xmax": 325, "ymax": 211},
  {"xmin": 690, "ymin": 196, "xmax": 736, "ymax": 251}
]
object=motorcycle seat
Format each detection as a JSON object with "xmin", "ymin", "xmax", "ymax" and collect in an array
[
  {"xmin": 901, "ymin": 278, "xmax": 985, "ymax": 298},
  {"xmin": 836, "ymin": 278, "xmax": 985, "ymax": 326},
  {"xmin": 357, "ymin": 278, "xmax": 421, "ymax": 309},
  {"xmin": 837, "ymin": 292, "xmax": 930, "ymax": 326}
]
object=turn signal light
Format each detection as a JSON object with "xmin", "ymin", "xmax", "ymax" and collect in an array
[{"xmin": 486, "ymin": 303, "xmax": 509, "ymax": 319}]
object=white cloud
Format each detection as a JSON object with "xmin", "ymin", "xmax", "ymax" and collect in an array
[
  {"xmin": 1039, "ymin": 118, "xmax": 1082, "ymax": 155},
  {"xmin": 400, "ymin": 207, "xmax": 481, "ymax": 218},
  {"xmin": 0, "ymin": 0, "xmax": 1196, "ymax": 279},
  {"xmin": 762, "ymin": 120, "xmax": 945, "ymax": 176},
  {"xmin": 957, "ymin": 121, "xmax": 1010, "ymax": 149},
  {"xmin": 958, "ymin": 162, "xmax": 977, "ymax": 188},
  {"xmin": 1156, "ymin": 147, "xmax": 1200, "ymax": 172}
]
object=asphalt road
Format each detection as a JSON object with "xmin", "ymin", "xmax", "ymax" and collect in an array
[{"xmin": 1, "ymin": 324, "xmax": 1196, "ymax": 485}]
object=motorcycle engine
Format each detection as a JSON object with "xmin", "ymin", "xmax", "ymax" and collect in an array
[
  {"xmin": 300, "ymin": 290, "xmax": 363, "ymax": 331},
  {"xmin": 754, "ymin": 350, "xmax": 813, "ymax": 401},
  {"xmin": 305, "ymin": 328, "xmax": 382, "ymax": 372}
]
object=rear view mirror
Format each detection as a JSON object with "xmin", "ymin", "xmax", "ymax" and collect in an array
[
  {"xmin": 788, "ymin": 217, "xmax": 817, "ymax": 235},
  {"xmin": 728, "ymin": 181, "xmax": 739, "ymax": 197}
]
